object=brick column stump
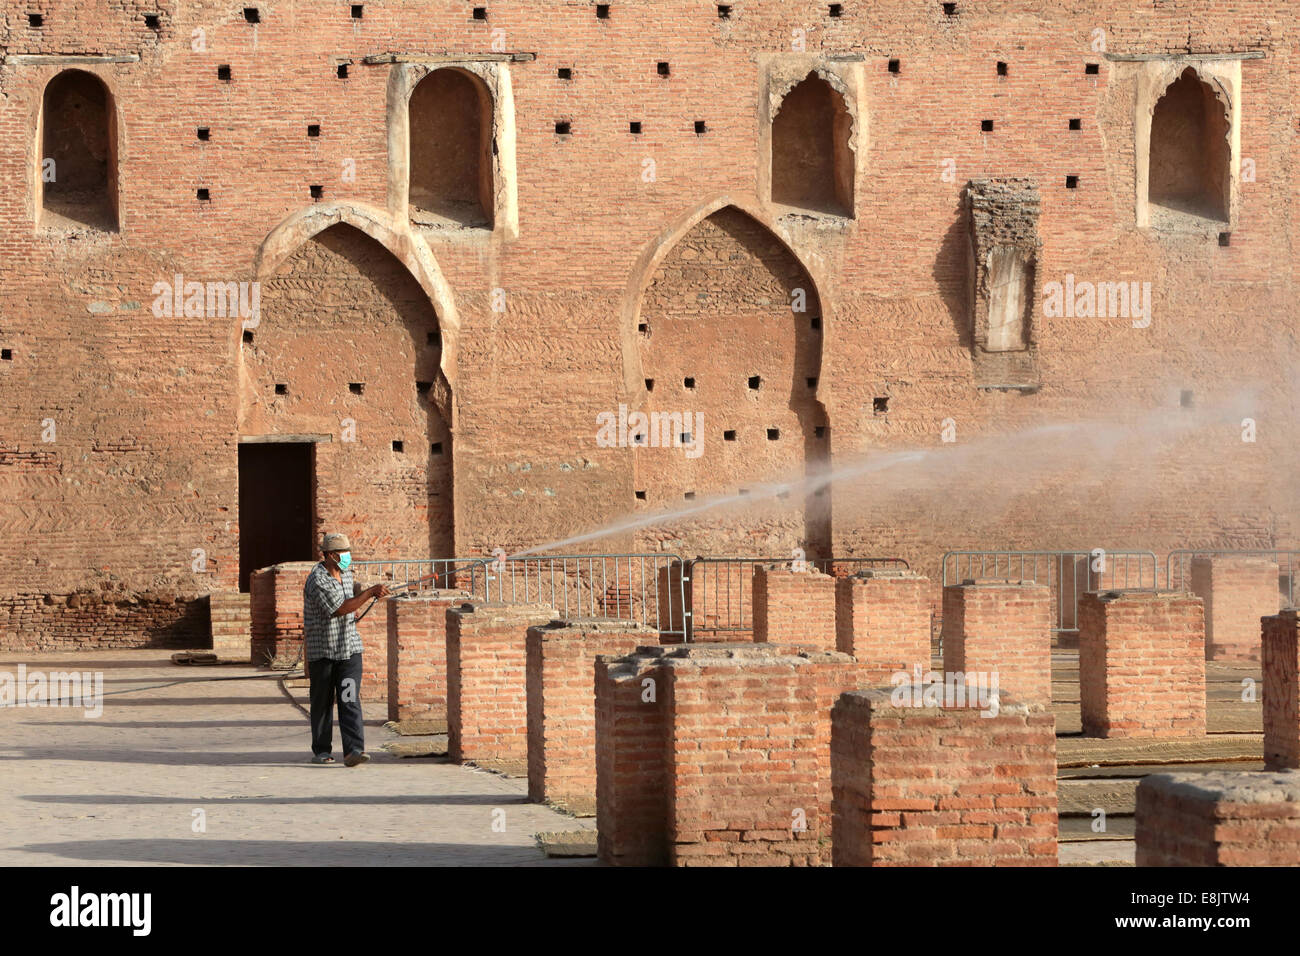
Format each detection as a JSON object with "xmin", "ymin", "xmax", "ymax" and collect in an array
[
  {"xmin": 249, "ymin": 561, "xmax": 316, "ymax": 667},
  {"xmin": 386, "ymin": 590, "xmax": 470, "ymax": 727},
  {"xmin": 1078, "ymin": 590, "xmax": 1205, "ymax": 738},
  {"xmin": 835, "ymin": 570, "xmax": 932, "ymax": 683},
  {"xmin": 1264, "ymin": 610, "xmax": 1300, "ymax": 770},
  {"xmin": 941, "ymin": 581, "xmax": 1052, "ymax": 707},
  {"xmin": 1190, "ymin": 556, "xmax": 1280, "ymax": 661},
  {"xmin": 208, "ymin": 592, "xmax": 251, "ymax": 662},
  {"xmin": 752, "ymin": 565, "xmax": 837, "ymax": 651}
]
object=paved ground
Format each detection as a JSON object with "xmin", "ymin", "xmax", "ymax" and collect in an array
[{"xmin": 0, "ymin": 651, "xmax": 594, "ymax": 866}]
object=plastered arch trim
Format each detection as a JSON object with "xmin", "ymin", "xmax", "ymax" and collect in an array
[
  {"xmin": 768, "ymin": 67, "xmax": 861, "ymax": 158},
  {"xmin": 249, "ymin": 201, "xmax": 461, "ymax": 429},
  {"xmin": 618, "ymin": 195, "xmax": 833, "ymax": 408}
]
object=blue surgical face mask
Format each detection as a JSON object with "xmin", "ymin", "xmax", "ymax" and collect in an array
[{"xmin": 337, "ymin": 551, "xmax": 352, "ymax": 571}]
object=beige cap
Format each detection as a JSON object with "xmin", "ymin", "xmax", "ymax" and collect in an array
[{"xmin": 321, "ymin": 532, "xmax": 352, "ymax": 553}]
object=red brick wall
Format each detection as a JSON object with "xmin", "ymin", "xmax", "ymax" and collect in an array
[
  {"xmin": 445, "ymin": 601, "xmax": 554, "ymax": 767},
  {"xmin": 595, "ymin": 652, "xmax": 669, "ymax": 867},
  {"xmin": 831, "ymin": 687, "xmax": 1057, "ymax": 866},
  {"xmin": 208, "ymin": 591, "xmax": 250, "ymax": 661},
  {"xmin": 1078, "ymin": 590, "xmax": 1205, "ymax": 738},
  {"xmin": 1190, "ymin": 556, "xmax": 1279, "ymax": 661},
  {"xmin": 353, "ymin": 585, "xmax": 389, "ymax": 701},
  {"xmin": 1263, "ymin": 610, "xmax": 1300, "ymax": 770},
  {"xmin": 751, "ymin": 565, "xmax": 836, "ymax": 650},
  {"xmin": 835, "ymin": 570, "xmax": 932, "ymax": 682},
  {"xmin": 385, "ymin": 590, "xmax": 469, "ymax": 724},
  {"xmin": 941, "ymin": 582, "xmax": 1052, "ymax": 706},
  {"xmin": 525, "ymin": 618, "xmax": 654, "ymax": 812},
  {"xmin": 1136, "ymin": 770, "xmax": 1300, "ymax": 866},
  {"xmin": 249, "ymin": 561, "xmax": 314, "ymax": 665}
]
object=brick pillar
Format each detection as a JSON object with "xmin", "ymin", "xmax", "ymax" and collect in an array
[
  {"xmin": 595, "ymin": 652, "xmax": 668, "ymax": 866},
  {"xmin": 526, "ymin": 618, "xmax": 656, "ymax": 813},
  {"xmin": 1190, "ymin": 556, "xmax": 1280, "ymax": 661},
  {"xmin": 353, "ymin": 581, "xmax": 388, "ymax": 701},
  {"xmin": 1136, "ymin": 770, "xmax": 1300, "ymax": 866},
  {"xmin": 1078, "ymin": 590, "xmax": 1205, "ymax": 738},
  {"xmin": 835, "ymin": 570, "xmax": 932, "ymax": 683},
  {"xmin": 1263, "ymin": 610, "xmax": 1300, "ymax": 770},
  {"xmin": 208, "ymin": 592, "xmax": 251, "ymax": 662},
  {"xmin": 386, "ymin": 590, "xmax": 470, "ymax": 726},
  {"xmin": 831, "ymin": 687, "xmax": 1057, "ymax": 866},
  {"xmin": 654, "ymin": 559, "xmax": 688, "ymax": 643},
  {"xmin": 941, "ymin": 581, "xmax": 1052, "ymax": 707},
  {"xmin": 249, "ymin": 561, "xmax": 315, "ymax": 666},
  {"xmin": 593, "ymin": 642, "xmax": 856, "ymax": 867},
  {"xmin": 752, "ymin": 565, "xmax": 837, "ymax": 651},
  {"xmin": 446, "ymin": 602, "xmax": 554, "ymax": 770}
]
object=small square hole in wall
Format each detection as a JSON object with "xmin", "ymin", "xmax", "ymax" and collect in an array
[
  {"xmin": 557, "ymin": 67, "xmax": 572, "ymax": 79},
  {"xmin": 243, "ymin": 8, "xmax": 260, "ymax": 24},
  {"xmin": 1085, "ymin": 63, "xmax": 1099, "ymax": 75},
  {"xmin": 144, "ymin": 13, "xmax": 160, "ymax": 29},
  {"xmin": 629, "ymin": 121, "xmax": 642, "ymax": 134},
  {"xmin": 555, "ymin": 120, "xmax": 572, "ymax": 135},
  {"xmin": 694, "ymin": 120, "xmax": 707, "ymax": 134},
  {"xmin": 766, "ymin": 428, "xmax": 780, "ymax": 440},
  {"xmin": 431, "ymin": 442, "xmax": 444, "ymax": 455},
  {"xmin": 635, "ymin": 490, "xmax": 647, "ymax": 500},
  {"xmin": 873, "ymin": 396, "xmax": 889, "ymax": 414},
  {"xmin": 349, "ymin": 382, "xmax": 364, "ymax": 395},
  {"xmin": 337, "ymin": 63, "xmax": 349, "ymax": 79},
  {"xmin": 596, "ymin": 4, "xmax": 610, "ymax": 18},
  {"xmin": 679, "ymin": 432, "xmax": 691, "ymax": 444},
  {"xmin": 644, "ymin": 378, "xmax": 655, "ymax": 391},
  {"xmin": 717, "ymin": 4, "xmax": 731, "ymax": 17},
  {"xmin": 392, "ymin": 440, "xmax": 404, "ymax": 452},
  {"xmin": 473, "ymin": 6, "xmax": 487, "ymax": 20},
  {"xmin": 815, "ymin": 425, "xmax": 827, "ymax": 438},
  {"xmin": 657, "ymin": 61, "xmax": 670, "ymax": 77},
  {"xmin": 1219, "ymin": 232, "xmax": 1231, "ymax": 247},
  {"xmin": 637, "ymin": 322, "xmax": 648, "ymax": 334},
  {"xmin": 724, "ymin": 429, "xmax": 736, "ymax": 441},
  {"xmin": 217, "ymin": 65, "xmax": 232, "ymax": 81},
  {"xmin": 1180, "ymin": 390, "xmax": 1194, "ymax": 408},
  {"xmin": 274, "ymin": 383, "xmax": 288, "ymax": 395},
  {"xmin": 684, "ymin": 491, "xmax": 696, "ymax": 500},
  {"xmin": 28, "ymin": 13, "xmax": 43, "ymax": 27},
  {"xmin": 307, "ymin": 124, "xmax": 321, "ymax": 137},
  {"xmin": 888, "ymin": 58, "xmax": 900, "ymax": 74},
  {"xmin": 1065, "ymin": 175, "xmax": 1079, "ymax": 189},
  {"xmin": 310, "ymin": 184, "xmax": 324, "ymax": 200},
  {"xmin": 197, "ymin": 127, "xmax": 211, "ymax": 141},
  {"xmin": 351, "ymin": 4, "xmax": 363, "ymax": 17},
  {"xmin": 810, "ymin": 316, "xmax": 822, "ymax": 330},
  {"xmin": 942, "ymin": 2, "xmax": 956, "ymax": 15},
  {"xmin": 806, "ymin": 376, "xmax": 818, "ymax": 388},
  {"xmin": 683, "ymin": 376, "xmax": 695, "ymax": 389},
  {"xmin": 996, "ymin": 61, "xmax": 1008, "ymax": 76},
  {"xmin": 427, "ymin": 330, "xmax": 441, "ymax": 346},
  {"xmin": 1068, "ymin": 118, "xmax": 1082, "ymax": 130},
  {"xmin": 981, "ymin": 119, "xmax": 993, "ymax": 132},
  {"xmin": 416, "ymin": 381, "xmax": 432, "ymax": 394},
  {"xmin": 738, "ymin": 488, "xmax": 750, "ymax": 496},
  {"xmin": 196, "ymin": 188, "xmax": 211, "ymax": 201},
  {"xmin": 242, "ymin": 330, "xmax": 253, "ymax": 344},
  {"xmin": 828, "ymin": 3, "xmax": 843, "ymax": 16},
  {"xmin": 748, "ymin": 375, "xmax": 761, "ymax": 390},
  {"xmin": 1, "ymin": 349, "xmax": 12, "ymax": 361}
]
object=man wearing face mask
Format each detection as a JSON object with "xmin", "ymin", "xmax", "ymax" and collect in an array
[{"xmin": 303, "ymin": 532, "xmax": 389, "ymax": 766}]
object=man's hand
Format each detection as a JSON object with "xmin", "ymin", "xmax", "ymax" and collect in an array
[{"xmin": 369, "ymin": 584, "xmax": 390, "ymax": 600}]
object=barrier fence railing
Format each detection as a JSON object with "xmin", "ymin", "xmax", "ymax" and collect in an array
[
  {"xmin": 350, "ymin": 558, "xmax": 490, "ymax": 598},
  {"xmin": 1165, "ymin": 549, "xmax": 1300, "ymax": 605},
  {"xmin": 684, "ymin": 555, "xmax": 910, "ymax": 638},
  {"xmin": 482, "ymin": 553, "xmax": 689, "ymax": 642},
  {"xmin": 940, "ymin": 550, "xmax": 1160, "ymax": 634}
]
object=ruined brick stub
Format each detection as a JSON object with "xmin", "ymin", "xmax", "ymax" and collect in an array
[{"xmin": 966, "ymin": 178, "xmax": 1041, "ymax": 388}]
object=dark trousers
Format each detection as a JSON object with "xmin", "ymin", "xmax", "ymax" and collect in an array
[{"xmin": 308, "ymin": 653, "xmax": 365, "ymax": 757}]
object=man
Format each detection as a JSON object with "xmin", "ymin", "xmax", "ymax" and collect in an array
[{"xmin": 303, "ymin": 532, "xmax": 389, "ymax": 766}]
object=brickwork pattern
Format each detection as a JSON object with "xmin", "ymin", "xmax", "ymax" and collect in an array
[
  {"xmin": 385, "ymin": 590, "xmax": 469, "ymax": 724},
  {"xmin": 1190, "ymin": 556, "xmax": 1279, "ymax": 662},
  {"xmin": 1263, "ymin": 610, "xmax": 1300, "ymax": 770},
  {"xmin": 835, "ymin": 570, "xmax": 932, "ymax": 682},
  {"xmin": 751, "ymin": 565, "xmax": 836, "ymax": 650},
  {"xmin": 941, "ymin": 582, "xmax": 1052, "ymax": 706}
]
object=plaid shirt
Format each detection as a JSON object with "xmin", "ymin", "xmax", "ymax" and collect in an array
[{"xmin": 303, "ymin": 562, "xmax": 362, "ymax": 662}]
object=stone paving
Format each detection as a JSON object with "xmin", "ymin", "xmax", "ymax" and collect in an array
[{"xmin": 0, "ymin": 651, "xmax": 594, "ymax": 866}]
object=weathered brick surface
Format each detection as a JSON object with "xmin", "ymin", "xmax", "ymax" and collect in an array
[
  {"xmin": 208, "ymin": 591, "xmax": 251, "ymax": 661},
  {"xmin": 1263, "ymin": 610, "xmax": 1300, "ymax": 770},
  {"xmin": 1190, "ymin": 556, "xmax": 1279, "ymax": 662},
  {"xmin": 752, "ymin": 565, "xmax": 836, "ymax": 650},
  {"xmin": 831, "ymin": 687, "xmax": 1057, "ymax": 866},
  {"xmin": 1078, "ymin": 590, "xmax": 1205, "ymax": 738},
  {"xmin": 525, "ymin": 618, "xmax": 655, "ymax": 812},
  {"xmin": 942, "ymin": 582, "xmax": 1052, "ymax": 707},
  {"xmin": 594, "ymin": 642, "xmax": 857, "ymax": 867},
  {"xmin": 354, "ymin": 584, "xmax": 389, "ymax": 701},
  {"xmin": 1136, "ymin": 770, "xmax": 1300, "ymax": 866},
  {"xmin": 385, "ymin": 589, "xmax": 470, "ymax": 724},
  {"xmin": 250, "ymin": 562, "xmax": 315, "ymax": 665},
  {"xmin": 835, "ymin": 570, "xmax": 932, "ymax": 682},
  {"xmin": 445, "ymin": 601, "xmax": 554, "ymax": 767}
]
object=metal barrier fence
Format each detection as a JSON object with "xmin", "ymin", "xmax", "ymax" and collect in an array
[
  {"xmin": 1165, "ymin": 549, "xmax": 1300, "ymax": 605},
  {"xmin": 482, "ymin": 553, "xmax": 689, "ymax": 641},
  {"xmin": 350, "ymin": 558, "xmax": 489, "ymax": 597},
  {"xmin": 940, "ymin": 550, "xmax": 1159, "ymax": 634},
  {"xmin": 684, "ymin": 555, "xmax": 910, "ymax": 637}
]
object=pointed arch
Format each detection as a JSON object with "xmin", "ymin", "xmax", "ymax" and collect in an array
[
  {"xmin": 770, "ymin": 71, "xmax": 855, "ymax": 216},
  {"xmin": 1148, "ymin": 66, "xmax": 1231, "ymax": 221}
]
